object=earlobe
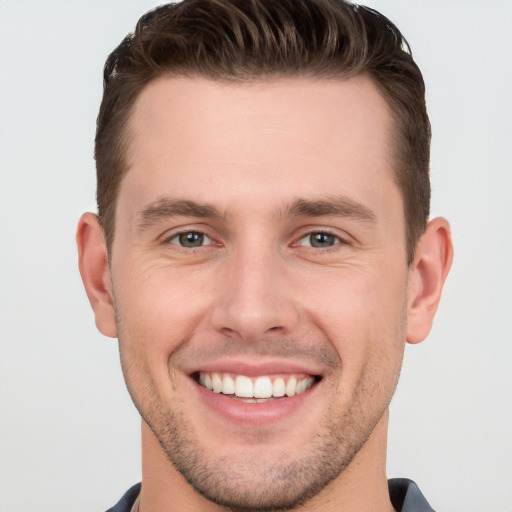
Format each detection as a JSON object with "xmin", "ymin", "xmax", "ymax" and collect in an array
[
  {"xmin": 406, "ymin": 217, "xmax": 453, "ymax": 344},
  {"xmin": 76, "ymin": 212, "xmax": 117, "ymax": 338}
]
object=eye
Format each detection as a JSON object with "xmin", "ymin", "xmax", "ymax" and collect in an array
[
  {"xmin": 168, "ymin": 231, "xmax": 213, "ymax": 248},
  {"xmin": 298, "ymin": 232, "xmax": 342, "ymax": 249}
]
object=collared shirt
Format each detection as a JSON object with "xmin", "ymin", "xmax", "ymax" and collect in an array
[{"xmin": 106, "ymin": 478, "xmax": 435, "ymax": 512}]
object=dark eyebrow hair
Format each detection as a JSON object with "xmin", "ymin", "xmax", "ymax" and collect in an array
[
  {"xmin": 136, "ymin": 195, "xmax": 376, "ymax": 231},
  {"xmin": 137, "ymin": 198, "xmax": 224, "ymax": 229},
  {"xmin": 284, "ymin": 196, "xmax": 377, "ymax": 223}
]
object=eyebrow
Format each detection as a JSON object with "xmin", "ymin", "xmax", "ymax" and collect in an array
[
  {"xmin": 137, "ymin": 198, "xmax": 224, "ymax": 230},
  {"xmin": 136, "ymin": 195, "xmax": 377, "ymax": 230},
  {"xmin": 283, "ymin": 196, "xmax": 377, "ymax": 223}
]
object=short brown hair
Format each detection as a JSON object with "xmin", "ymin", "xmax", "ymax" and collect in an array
[{"xmin": 95, "ymin": 0, "xmax": 430, "ymax": 264}]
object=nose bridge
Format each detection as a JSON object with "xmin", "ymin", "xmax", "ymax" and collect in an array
[{"xmin": 211, "ymin": 239, "xmax": 299, "ymax": 340}]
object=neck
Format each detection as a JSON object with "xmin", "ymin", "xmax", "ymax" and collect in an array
[{"xmin": 138, "ymin": 410, "xmax": 395, "ymax": 512}]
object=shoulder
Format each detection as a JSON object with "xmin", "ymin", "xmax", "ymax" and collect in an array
[
  {"xmin": 388, "ymin": 478, "xmax": 435, "ymax": 512},
  {"xmin": 104, "ymin": 480, "xmax": 432, "ymax": 511},
  {"xmin": 105, "ymin": 483, "xmax": 141, "ymax": 512}
]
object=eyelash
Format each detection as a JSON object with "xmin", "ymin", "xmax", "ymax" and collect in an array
[
  {"xmin": 162, "ymin": 228, "xmax": 348, "ymax": 252},
  {"xmin": 164, "ymin": 230, "xmax": 215, "ymax": 249},
  {"xmin": 294, "ymin": 230, "xmax": 348, "ymax": 251}
]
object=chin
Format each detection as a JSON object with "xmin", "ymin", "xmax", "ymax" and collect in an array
[{"xmin": 141, "ymin": 395, "xmax": 382, "ymax": 512}]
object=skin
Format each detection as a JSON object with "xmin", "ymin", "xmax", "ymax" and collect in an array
[{"xmin": 77, "ymin": 76, "xmax": 453, "ymax": 511}]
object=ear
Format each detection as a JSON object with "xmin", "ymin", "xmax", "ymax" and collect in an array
[
  {"xmin": 406, "ymin": 217, "xmax": 453, "ymax": 344},
  {"xmin": 76, "ymin": 212, "xmax": 117, "ymax": 338}
]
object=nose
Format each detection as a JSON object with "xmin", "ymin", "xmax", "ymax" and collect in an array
[{"xmin": 210, "ymin": 246, "xmax": 301, "ymax": 342}]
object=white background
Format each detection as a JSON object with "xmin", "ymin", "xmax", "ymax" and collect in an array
[{"xmin": 0, "ymin": 1, "xmax": 510, "ymax": 511}]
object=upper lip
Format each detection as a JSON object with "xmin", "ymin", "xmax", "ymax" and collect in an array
[{"xmin": 187, "ymin": 357, "xmax": 324, "ymax": 378}]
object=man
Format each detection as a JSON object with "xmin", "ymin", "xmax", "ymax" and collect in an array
[{"xmin": 77, "ymin": 0, "xmax": 453, "ymax": 510}]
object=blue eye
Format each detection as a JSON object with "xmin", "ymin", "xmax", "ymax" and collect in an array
[
  {"xmin": 169, "ymin": 231, "xmax": 212, "ymax": 248},
  {"xmin": 299, "ymin": 232, "xmax": 340, "ymax": 248}
]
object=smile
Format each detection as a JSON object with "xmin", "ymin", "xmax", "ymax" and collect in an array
[{"xmin": 197, "ymin": 372, "xmax": 316, "ymax": 401}]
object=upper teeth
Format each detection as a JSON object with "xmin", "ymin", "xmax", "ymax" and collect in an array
[{"xmin": 199, "ymin": 372, "xmax": 314, "ymax": 399}]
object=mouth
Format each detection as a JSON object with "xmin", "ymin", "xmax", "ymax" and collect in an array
[{"xmin": 194, "ymin": 371, "xmax": 320, "ymax": 403}]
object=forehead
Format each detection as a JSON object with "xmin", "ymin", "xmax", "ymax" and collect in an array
[
  {"xmin": 120, "ymin": 75, "xmax": 399, "ymax": 222},
  {"xmin": 127, "ymin": 75, "xmax": 393, "ymax": 163}
]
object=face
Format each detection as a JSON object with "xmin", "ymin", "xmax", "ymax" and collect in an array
[{"xmin": 111, "ymin": 76, "xmax": 410, "ymax": 509}]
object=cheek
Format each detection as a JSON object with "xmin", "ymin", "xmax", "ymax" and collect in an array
[
  {"xmin": 301, "ymin": 266, "xmax": 408, "ymax": 374},
  {"xmin": 113, "ymin": 261, "xmax": 215, "ymax": 345},
  {"xmin": 111, "ymin": 262, "xmax": 218, "ymax": 402},
  {"xmin": 112, "ymin": 267, "xmax": 209, "ymax": 405}
]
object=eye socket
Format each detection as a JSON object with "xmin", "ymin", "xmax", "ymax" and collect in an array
[
  {"xmin": 168, "ymin": 231, "xmax": 213, "ymax": 248},
  {"xmin": 298, "ymin": 232, "xmax": 343, "ymax": 249}
]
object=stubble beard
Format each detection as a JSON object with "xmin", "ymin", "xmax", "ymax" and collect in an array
[
  {"xmin": 115, "ymin": 304, "xmax": 403, "ymax": 511},
  {"xmin": 134, "ymin": 368, "xmax": 394, "ymax": 512}
]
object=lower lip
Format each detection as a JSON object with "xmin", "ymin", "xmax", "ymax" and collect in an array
[{"xmin": 193, "ymin": 379, "xmax": 318, "ymax": 426}]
